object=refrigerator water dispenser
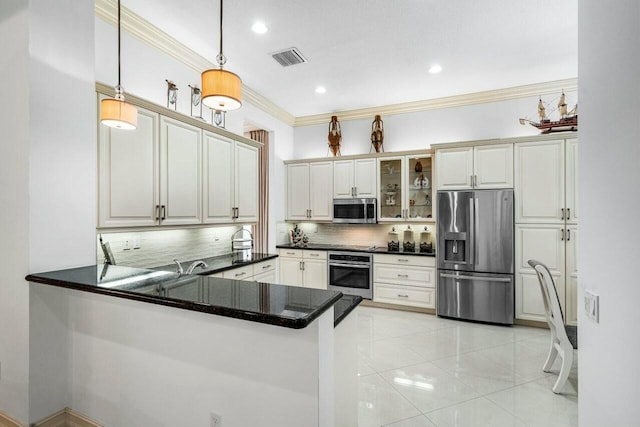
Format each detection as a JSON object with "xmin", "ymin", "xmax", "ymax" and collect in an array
[{"xmin": 443, "ymin": 232, "xmax": 468, "ymax": 264}]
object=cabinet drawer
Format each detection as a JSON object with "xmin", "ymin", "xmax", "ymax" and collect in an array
[
  {"xmin": 374, "ymin": 283, "xmax": 435, "ymax": 308},
  {"xmin": 223, "ymin": 264, "xmax": 254, "ymax": 280},
  {"xmin": 374, "ymin": 264, "xmax": 434, "ymax": 288},
  {"xmin": 253, "ymin": 260, "xmax": 277, "ymax": 276},
  {"xmin": 304, "ymin": 250, "xmax": 327, "ymax": 260},
  {"xmin": 278, "ymin": 248, "xmax": 303, "ymax": 259},
  {"xmin": 208, "ymin": 272, "xmax": 224, "ymax": 278},
  {"xmin": 373, "ymin": 254, "xmax": 435, "ymax": 267}
]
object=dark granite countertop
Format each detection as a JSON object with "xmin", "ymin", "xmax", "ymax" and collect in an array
[
  {"xmin": 26, "ymin": 264, "xmax": 345, "ymax": 329},
  {"xmin": 152, "ymin": 252, "xmax": 279, "ymax": 276},
  {"xmin": 334, "ymin": 294, "xmax": 362, "ymax": 327},
  {"xmin": 276, "ymin": 243, "xmax": 436, "ymax": 257}
]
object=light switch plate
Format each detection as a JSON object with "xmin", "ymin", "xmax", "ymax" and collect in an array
[{"xmin": 584, "ymin": 290, "xmax": 599, "ymax": 323}]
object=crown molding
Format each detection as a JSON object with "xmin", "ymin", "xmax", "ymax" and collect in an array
[
  {"xmin": 95, "ymin": 0, "xmax": 575, "ymax": 129},
  {"xmin": 293, "ymin": 78, "xmax": 578, "ymax": 127},
  {"xmin": 94, "ymin": 0, "xmax": 296, "ymax": 126}
]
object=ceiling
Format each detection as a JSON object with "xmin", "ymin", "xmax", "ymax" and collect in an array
[{"xmin": 119, "ymin": 0, "xmax": 578, "ymax": 118}]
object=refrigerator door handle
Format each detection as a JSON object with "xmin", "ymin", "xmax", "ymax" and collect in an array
[
  {"xmin": 440, "ymin": 273, "xmax": 512, "ymax": 283},
  {"xmin": 468, "ymin": 197, "xmax": 476, "ymax": 267}
]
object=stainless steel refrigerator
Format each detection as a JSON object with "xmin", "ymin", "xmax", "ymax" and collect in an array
[{"xmin": 437, "ymin": 190, "xmax": 514, "ymax": 325}]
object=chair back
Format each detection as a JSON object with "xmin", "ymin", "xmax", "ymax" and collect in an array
[{"xmin": 528, "ymin": 259, "xmax": 565, "ymax": 326}]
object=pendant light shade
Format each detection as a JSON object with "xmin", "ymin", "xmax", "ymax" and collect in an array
[
  {"xmin": 101, "ymin": 0, "xmax": 138, "ymax": 130},
  {"xmin": 201, "ymin": 68, "xmax": 242, "ymax": 111},
  {"xmin": 201, "ymin": 0, "xmax": 242, "ymax": 112}
]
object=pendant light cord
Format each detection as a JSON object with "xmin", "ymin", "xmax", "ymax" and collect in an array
[
  {"xmin": 219, "ymin": 0, "xmax": 223, "ymax": 58},
  {"xmin": 117, "ymin": 0, "xmax": 122, "ymax": 88}
]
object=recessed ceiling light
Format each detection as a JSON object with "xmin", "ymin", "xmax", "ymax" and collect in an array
[
  {"xmin": 315, "ymin": 86, "xmax": 327, "ymax": 94},
  {"xmin": 429, "ymin": 64, "xmax": 442, "ymax": 74},
  {"xmin": 251, "ymin": 22, "xmax": 268, "ymax": 34}
]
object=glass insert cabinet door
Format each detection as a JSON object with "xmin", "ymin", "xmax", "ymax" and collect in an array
[
  {"xmin": 378, "ymin": 157, "xmax": 404, "ymax": 220},
  {"xmin": 407, "ymin": 155, "xmax": 433, "ymax": 220}
]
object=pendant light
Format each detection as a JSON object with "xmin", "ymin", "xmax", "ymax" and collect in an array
[
  {"xmin": 101, "ymin": 0, "xmax": 138, "ymax": 130},
  {"xmin": 201, "ymin": 0, "xmax": 242, "ymax": 111}
]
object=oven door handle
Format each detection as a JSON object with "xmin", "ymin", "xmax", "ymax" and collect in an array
[{"xmin": 328, "ymin": 262, "xmax": 371, "ymax": 269}]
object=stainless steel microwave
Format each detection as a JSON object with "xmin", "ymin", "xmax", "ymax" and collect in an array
[{"xmin": 333, "ymin": 198, "xmax": 377, "ymax": 224}]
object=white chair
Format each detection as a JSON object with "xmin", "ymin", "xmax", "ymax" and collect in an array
[{"xmin": 528, "ymin": 259, "xmax": 574, "ymax": 394}]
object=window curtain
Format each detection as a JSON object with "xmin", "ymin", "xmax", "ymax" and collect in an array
[{"xmin": 250, "ymin": 130, "xmax": 269, "ymax": 254}]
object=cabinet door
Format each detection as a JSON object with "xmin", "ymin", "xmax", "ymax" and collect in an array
[
  {"xmin": 286, "ymin": 164, "xmax": 311, "ymax": 220},
  {"xmin": 309, "ymin": 161, "xmax": 333, "ymax": 220},
  {"xmin": 474, "ymin": 143, "xmax": 513, "ymax": 189},
  {"xmin": 303, "ymin": 259, "xmax": 327, "ymax": 289},
  {"xmin": 515, "ymin": 140, "xmax": 565, "ymax": 223},
  {"xmin": 378, "ymin": 157, "xmax": 405, "ymax": 222},
  {"xmin": 406, "ymin": 154, "xmax": 434, "ymax": 221},
  {"xmin": 333, "ymin": 160, "xmax": 355, "ymax": 198},
  {"xmin": 354, "ymin": 158, "xmax": 378, "ymax": 198},
  {"xmin": 515, "ymin": 224, "xmax": 566, "ymax": 322},
  {"xmin": 159, "ymin": 117, "xmax": 202, "ymax": 225},
  {"xmin": 435, "ymin": 147, "xmax": 473, "ymax": 190},
  {"xmin": 253, "ymin": 270, "xmax": 277, "ymax": 284},
  {"xmin": 235, "ymin": 142, "xmax": 259, "ymax": 223},
  {"xmin": 203, "ymin": 132, "xmax": 234, "ymax": 223},
  {"xmin": 98, "ymin": 104, "xmax": 159, "ymax": 227},
  {"xmin": 279, "ymin": 257, "xmax": 303, "ymax": 286},
  {"xmin": 565, "ymin": 139, "xmax": 578, "ymax": 225},
  {"xmin": 565, "ymin": 225, "xmax": 578, "ymax": 325}
]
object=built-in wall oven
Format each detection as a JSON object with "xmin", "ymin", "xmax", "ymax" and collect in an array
[{"xmin": 327, "ymin": 251, "xmax": 373, "ymax": 299}]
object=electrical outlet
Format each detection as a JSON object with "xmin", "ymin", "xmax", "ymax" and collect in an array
[
  {"xmin": 214, "ymin": 232, "xmax": 220, "ymax": 241},
  {"xmin": 584, "ymin": 290, "xmax": 599, "ymax": 323},
  {"xmin": 210, "ymin": 412, "xmax": 222, "ymax": 427},
  {"xmin": 123, "ymin": 239, "xmax": 131, "ymax": 250},
  {"xmin": 132, "ymin": 236, "xmax": 141, "ymax": 249}
]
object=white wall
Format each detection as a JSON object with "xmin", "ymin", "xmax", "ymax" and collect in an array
[
  {"xmin": 0, "ymin": 1, "xmax": 30, "ymax": 422},
  {"xmin": 94, "ymin": 17, "xmax": 295, "ymax": 253},
  {"xmin": 292, "ymin": 91, "xmax": 577, "ymax": 158},
  {"xmin": 578, "ymin": 1, "xmax": 640, "ymax": 425}
]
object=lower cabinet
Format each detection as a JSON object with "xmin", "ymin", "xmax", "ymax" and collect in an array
[
  {"xmin": 373, "ymin": 254, "xmax": 436, "ymax": 308},
  {"xmin": 207, "ymin": 259, "xmax": 278, "ymax": 284},
  {"xmin": 278, "ymin": 249, "xmax": 328, "ymax": 289}
]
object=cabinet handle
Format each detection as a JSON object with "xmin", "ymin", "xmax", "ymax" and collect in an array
[
  {"xmin": 161, "ymin": 205, "xmax": 166, "ymax": 221},
  {"xmin": 155, "ymin": 205, "xmax": 161, "ymax": 221},
  {"xmin": 397, "ymin": 259, "xmax": 409, "ymax": 263},
  {"xmin": 309, "ymin": 253, "xmax": 319, "ymax": 257},
  {"xmin": 286, "ymin": 252, "xmax": 296, "ymax": 256},
  {"xmin": 474, "ymin": 175, "xmax": 478, "ymax": 187},
  {"xmin": 397, "ymin": 274, "xmax": 409, "ymax": 278},
  {"xmin": 470, "ymin": 175, "xmax": 474, "ymax": 187},
  {"xmin": 561, "ymin": 229, "xmax": 565, "ymax": 241},
  {"xmin": 235, "ymin": 272, "xmax": 246, "ymax": 277},
  {"xmin": 567, "ymin": 208, "xmax": 571, "ymax": 220},
  {"xmin": 567, "ymin": 229, "xmax": 571, "ymax": 241},
  {"xmin": 354, "ymin": 187, "xmax": 357, "ymax": 196},
  {"xmin": 300, "ymin": 261, "xmax": 305, "ymax": 271},
  {"xmin": 397, "ymin": 294, "xmax": 409, "ymax": 298},
  {"xmin": 262, "ymin": 264, "xmax": 271, "ymax": 269},
  {"xmin": 235, "ymin": 207, "xmax": 240, "ymax": 219},
  {"xmin": 561, "ymin": 208, "xmax": 565, "ymax": 220}
]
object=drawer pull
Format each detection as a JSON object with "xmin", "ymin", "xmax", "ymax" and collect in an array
[
  {"xmin": 262, "ymin": 265, "xmax": 271, "ymax": 269},
  {"xmin": 286, "ymin": 252, "xmax": 296, "ymax": 256},
  {"xmin": 309, "ymin": 253, "xmax": 319, "ymax": 257},
  {"xmin": 397, "ymin": 259, "xmax": 409, "ymax": 262},
  {"xmin": 397, "ymin": 294, "xmax": 409, "ymax": 298},
  {"xmin": 397, "ymin": 274, "xmax": 409, "ymax": 278},
  {"xmin": 235, "ymin": 272, "xmax": 246, "ymax": 277}
]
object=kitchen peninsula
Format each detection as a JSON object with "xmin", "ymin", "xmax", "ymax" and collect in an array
[{"xmin": 26, "ymin": 263, "xmax": 360, "ymax": 427}]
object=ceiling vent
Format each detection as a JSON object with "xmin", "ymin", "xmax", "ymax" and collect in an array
[{"xmin": 271, "ymin": 47, "xmax": 308, "ymax": 67}]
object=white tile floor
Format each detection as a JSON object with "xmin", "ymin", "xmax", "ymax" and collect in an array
[{"xmin": 357, "ymin": 306, "xmax": 578, "ymax": 427}]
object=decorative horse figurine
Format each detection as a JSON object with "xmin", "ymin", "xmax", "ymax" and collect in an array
[{"xmin": 328, "ymin": 115, "xmax": 342, "ymax": 156}]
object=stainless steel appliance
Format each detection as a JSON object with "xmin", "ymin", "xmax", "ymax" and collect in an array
[
  {"xmin": 327, "ymin": 251, "xmax": 373, "ymax": 299},
  {"xmin": 231, "ymin": 229, "xmax": 253, "ymax": 262},
  {"xmin": 332, "ymin": 198, "xmax": 377, "ymax": 224},
  {"xmin": 437, "ymin": 190, "xmax": 514, "ymax": 324}
]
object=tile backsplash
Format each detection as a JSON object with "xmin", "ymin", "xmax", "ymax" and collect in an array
[
  {"xmin": 97, "ymin": 226, "xmax": 244, "ymax": 268},
  {"xmin": 279, "ymin": 222, "xmax": 436, "ymax": 248}
]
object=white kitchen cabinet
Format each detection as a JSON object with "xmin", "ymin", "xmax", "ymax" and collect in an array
[
  {"xmin": 565, "ymin": 138, "xmax": 579, "ymax": 224},
  {"xmin": 209, "ymin": 259, "xmax": 278, "ymax": 284},
  {"xmin": 98, "ymin": 103, "xmax": 159, "ymax": 227},
  {"xmin": 159, "ymin": 116, "xmax": 202, "ymax": 225},
  {"xmin": 378, "ymin": 153, "xmax": 434, "ymax": 222},
  {"xmin": 373, "ymin": 254, "xmax": 435, "ymax": 308},
  {"xmin": 203, "ymin": 132, "xmax": 258, "ymax": 224},
  {"xmin": 565, "ymin": 225, "xmax": 578, "ymax": 325},
  {"xmin": 286, "ymin": 162, "xmax": 333, "ymax": 221},
  {"xmin": 99, "ymin": 104, "xmax": 202, "ymax": 227},
  {"xmin": 515, "ymin": 139, "xmax": 565, "ymax": 223},
  {"xmin": 333, "ymin": 159, "xmax": 377, "ymax": 199},
  {"xmin": 278, "ymin": 249, "xmax": 327, "ymax": 289},
  {"xmin": 436, "ymin": 143, "xmax": 513, "ymax": 190}
]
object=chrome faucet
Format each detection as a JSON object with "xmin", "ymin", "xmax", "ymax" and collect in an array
[
  {"xmin": 186, "ymin": 260, "xmax": 208, "ymax": 274},
  {"xmin": 173, "ymin": 259, "xmax": 184, "ymax": 276}
]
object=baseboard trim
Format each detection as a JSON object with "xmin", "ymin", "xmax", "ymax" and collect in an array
[
  {"xmin": 0, "ymin": 411, "xmax": 26, "ymax": 427},
  {"xmin": 33, "ymin": 408, "xmax": 101, "ymax": 427},
  {"xmin": 362, "ymin": 300, "xmax": 437, "ymax": 315},
  {"xmin": 514, "ymin": 318, "xmax": 548, "ymax": 329}
]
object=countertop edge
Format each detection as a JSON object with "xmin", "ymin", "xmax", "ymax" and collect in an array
[
  {"xmin": 334, "ymin": 295, "xmax": 363, "ymax": 327},
  {"xmin": 276, "ymin": 244, "xmax": 436, "ymax": 257}
]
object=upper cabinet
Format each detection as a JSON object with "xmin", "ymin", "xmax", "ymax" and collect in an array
[
  {"xmin": 286, "ymin": 161, "xmax": 333, "ymax": 221},
  {"xmin": 333, "ymin": 158, "xmax": 377, "ymax": 199},
  {"xmin": 378, "ymin": 153, "xmax": 433, "ymax": 222},
  {"xmin": 436, "ymin": 143, "xmax": 513, "ymax": 190},
  {"xmin": 99, "ymin": 106, "xmax": 202, "ymax": 227},
  {"xmin": 97, "ymin": 92, "xmax": 260, "ymax": 228},
  {"xmin": 202, "ymin": 132, "xmax": 258, "ymax": 224}
]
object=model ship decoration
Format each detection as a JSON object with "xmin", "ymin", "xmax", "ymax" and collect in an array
[{"xmin": 519, "ymin": 92, "xmax": 578, "ymax": 133}]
